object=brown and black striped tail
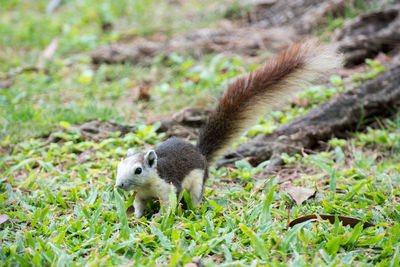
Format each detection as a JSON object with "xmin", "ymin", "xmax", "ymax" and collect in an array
[{"xmin": 197, "ymin": 41, "xmax": 342, "ymax": 163}]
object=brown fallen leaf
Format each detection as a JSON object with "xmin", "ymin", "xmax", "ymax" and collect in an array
[
  {"xmin": 0, "ymin": 214, "xmax": 9, "ymax": 224},
  {"xmin": 43, "ymin": 37, "xmax": 60, "ymax": 60},
  {"xmin": 126, "ymin": 206, "xmax": 135, "ymax": 217},
  {"xmin": 135, "ymin": 86, "xmax": 151, "ymax": 101},
  {"xmin": 374, "ymin": 52, "xmax": 392, "ymax": 65},
  {"xmin": 284, "ymin": 185, "xmax": 316, "ymax": 205},
  {"xmin": 288, "ymin": 214, "xmax": 375, "ymax": 229}
]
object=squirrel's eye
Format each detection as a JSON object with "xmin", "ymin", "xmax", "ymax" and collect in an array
[{"xmin": 134, "ymin": 167, "xmax": 142, "ymax": 175}]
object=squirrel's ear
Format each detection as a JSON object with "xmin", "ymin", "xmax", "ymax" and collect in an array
[
  {"xmin": 127, "ymin": 148, "xmax": 135, "ymax": 157},
  {"xmin": 144, "ymin": 150, "xmax": 157, "ymax": 168}
]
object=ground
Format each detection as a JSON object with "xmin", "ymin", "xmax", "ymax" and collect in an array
[{"xmin": 1, "ymin": 0, "xmax": 399, "ymax": 266}]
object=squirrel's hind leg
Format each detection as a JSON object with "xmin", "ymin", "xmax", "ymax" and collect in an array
[
  {"xmin": 182, "ymin": 169, "xmax": 205, "ymax": 207},
  {"xmin": 190, "ymin": 182, "xmax": 203, "ymax": 207}
]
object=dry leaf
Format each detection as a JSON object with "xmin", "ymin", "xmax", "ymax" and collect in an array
[
  {"xmin": 183, "ymin": 258, "xmax": 204, "ymax": 267},
  {"xmin": 43, "ymin": 38, "xmax": 60, "ymax": 60},
  {"xmin": 374, "ymin": 52, "xmax": 392, "ymax": 65},
  {"xmin": 0, "ymin": 214, "xmax": 9, "ymax": 224},
  {"xmin": 284, "ymin": 185, "xmax": 316, "ymax": 205},
  {"xmin": 126, "ymin": 206, "xmax": 135, "ymax": 217},
  {"xmin": 289, "ymin": 214, "xmax": 375, "ymax": 229},
  {"xmin": 137, "ymin": 86, "xmax": 151, "ymax": 101}
]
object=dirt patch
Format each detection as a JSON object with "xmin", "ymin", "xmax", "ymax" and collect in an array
[
  {"xmin": 155, "ymin": 107, "xmax": 211, "ymax": 139},
  {"xmin": 71, "ymin": 120, "xmax": 136, "ymax": 141},
  {"xmin": 91, "ymin": 0, "xmax": 396, "ymax": 68},
  {"xmin": 91, "ymin": 25, "xmax": 296, "ymax": 65},
  {"xmin": 43, "ymin": 120, "xmax": 136, "ymax": 144}
]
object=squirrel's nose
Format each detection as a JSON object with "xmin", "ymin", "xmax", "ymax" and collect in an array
[{"xmin": 116, "ymin": 181, "xmax": 124, "ymax": 188}]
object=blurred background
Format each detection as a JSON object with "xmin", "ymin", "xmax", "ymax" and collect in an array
[{"xmin": 1, "ymin": 0, "xmax": 396, "ymax": 142}]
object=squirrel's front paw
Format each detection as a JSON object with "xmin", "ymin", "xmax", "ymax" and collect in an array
[{"xmin": 134, "ymin": 211, "xmax": 143, "ymax": 219}]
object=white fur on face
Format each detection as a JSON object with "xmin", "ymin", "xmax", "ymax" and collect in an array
[{"xmin": 116, "ymin": 153, "xmax": 155, "ymax": 191}]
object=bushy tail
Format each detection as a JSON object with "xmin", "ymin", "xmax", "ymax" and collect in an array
[{"xmin": 196, "ymin": 41, "xmax": 342, "ymax": 163}]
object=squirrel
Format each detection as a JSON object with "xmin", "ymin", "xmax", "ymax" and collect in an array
[{"xmin": 115, "ymin": 41, "xmax": 341, "ymax": 218}]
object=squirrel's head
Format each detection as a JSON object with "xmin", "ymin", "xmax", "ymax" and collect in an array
[{"xmin": 115, "ymin": 149, "xmax": 158, "ymax": 191}]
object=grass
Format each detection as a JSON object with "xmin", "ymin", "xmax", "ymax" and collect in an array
[
  {"xmin": 0, "ymin": 52, "xmax": 250, "ymax": 142},
  {"xmin": 1, "ymin": 0, "xmax": 400, "ymax": 266},
  {"xmin": 1, "ymin": 117, "xmax": 399, "ymax": 265},
  {"xmin": 0, "ymin": 0, "xmax": 237, "ymax": 141}
]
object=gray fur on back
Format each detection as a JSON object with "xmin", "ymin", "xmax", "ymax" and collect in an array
[{"xmin": 155, "ymin": 137, "xmax": 208, "ymax": 193}]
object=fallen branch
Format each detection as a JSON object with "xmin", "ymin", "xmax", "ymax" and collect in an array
[{"xmin": 334, "ymin": 4, "xmax": 400, "ymax": 67}]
